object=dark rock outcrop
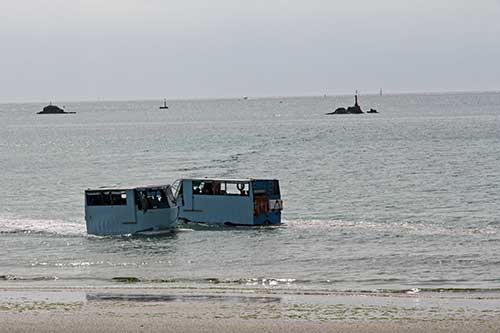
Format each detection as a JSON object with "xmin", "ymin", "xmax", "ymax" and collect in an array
[
  {"xmin": 37, "ymin": 104, "xmax": 75, "ymax": 114},
  {"xmin": 329, "ymin": 107, "xmax": 347, "ymax": 114},
  {"xmin": 346, "ymin": 104, "xmax": 363, "ymax": 114},
  {"xmin": 326, "ymin": 92, "xmax": 379, "ymax": 115},
  {"xmin": 326, "ymin": 93, "xmax": 364, "ymax": 115}
]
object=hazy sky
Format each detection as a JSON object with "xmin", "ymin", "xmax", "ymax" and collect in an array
[{"xmin": 1, "ymin": 0, "xmax": 500, "ymax": 102}]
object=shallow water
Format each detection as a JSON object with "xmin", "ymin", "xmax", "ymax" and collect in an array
[{"xmin": 1, "ymin": 92, "xmax": 499, "ymax": 293}]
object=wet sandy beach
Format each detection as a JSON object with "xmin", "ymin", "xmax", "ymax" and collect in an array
[{"xmin": 1, "ymin": 287, "xmax": 500, "ymax": 332}]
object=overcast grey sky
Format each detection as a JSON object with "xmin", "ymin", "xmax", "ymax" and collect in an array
[{"xmin": 1, "ymin": 0, "xmax": 500, "ymax": 102}]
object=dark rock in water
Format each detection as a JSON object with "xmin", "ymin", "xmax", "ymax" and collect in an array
[
  {"xmin": 37, "ymin": 104, "xmax": 75, "ymax": 114},
  {"xmin": 326, "ymin": 107, "xmax": 347, "ymax": 115},
  {"xmin": 326, "ymin": 92, "xmax": 380, "ymax": 115},
  {"xmin": 326, "ymin": 105, "xmax": 363, "ymax": 115},
  {"xmin": 347, "ymin": 105, "xmax": 363, "ymax": 114}
]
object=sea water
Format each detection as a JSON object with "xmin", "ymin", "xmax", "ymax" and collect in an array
[{"xmin": 1, "ymin": 92, "xmax": 499, "ymax": 293}]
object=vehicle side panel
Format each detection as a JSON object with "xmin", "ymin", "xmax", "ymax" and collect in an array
[
  {"xmin": 85, "ymin": 189, "xmax": 178, "ymax": 236},
  {"xmin": 85, "ymin": 189, "xmax": 137, "ymax": 235},
  {"xmin": 180, "ymin": 194, "xmax": 253, "ymax": 225}
]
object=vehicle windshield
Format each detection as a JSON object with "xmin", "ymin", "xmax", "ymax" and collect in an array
[{"xmin": 171, "ymin": 180, "xmax": 182, "ymax": 198}]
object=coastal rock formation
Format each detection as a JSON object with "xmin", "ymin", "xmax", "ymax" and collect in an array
[
  {"xmin": 326, "ymin": 92, "xmax": 379, "ymax": 115},
  {"xmin": 346, "ymin": 104, "xmax": 363, "ymax": 114},
  {"xmin": 326, "ymin": 93, "xmax": 364, "ymax": 115},
  {"xmin": 331, "ymin": 107, "xmax": 347, "ymax": 114},
  {"xmin": 37, "ymin": 104, "xmax": 75, "ymax": 114}
]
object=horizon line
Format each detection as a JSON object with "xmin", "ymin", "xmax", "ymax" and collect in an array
[{"xmin": 1, "ymin": 88, "xmax": 499, "ymax": 105}]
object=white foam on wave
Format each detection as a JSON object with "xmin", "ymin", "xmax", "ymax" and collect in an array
[{"xmin": 0, "ymin": 215, "xmax": 86, "ymax": 237}]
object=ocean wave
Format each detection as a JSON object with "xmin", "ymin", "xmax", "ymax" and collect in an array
[
  {"xmin": 1, "ymin": 214, "xmax": 498, "ymax": 239},
  {"xmin": 282, "ymin": 218, "xmax": 500, "ymax": 237},
  {"xmin": 3, "ymin": 274, "xmax": 500, "ymax": 296},
  {"xmin": 0, "ymin": 215, "xmax": 86, "ymax": 237}
]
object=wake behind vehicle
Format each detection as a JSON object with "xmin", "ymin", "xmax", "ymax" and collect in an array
[
  {"xmin": 85, "ymin": 184, "xmax": 178, "ymax": 236},
  {"xmin": 174, "ymin": 178, "xmax": 283, "ymax": 226}
]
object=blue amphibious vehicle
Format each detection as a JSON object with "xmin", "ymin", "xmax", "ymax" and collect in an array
[
  {"xmin": 174, "ymin": 178, "xmax": 283, "ymax": 226},
  {"xmin": 85, "ymin": 184, "xmax": 178, "ymax": 236}
]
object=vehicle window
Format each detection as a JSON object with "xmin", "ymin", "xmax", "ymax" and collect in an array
[
  {"xmin": 176, "ymin": 182, "xmax": 184, "ymax": 205},
  {"xmin": 200, "ymin": 182, "xmax": 214, "ymax": 195},
  {"xmin": 171, "ymin": 180, "xmax": 181, "ymax": 197},
  {"xmin": 192, "ymin": 181, "xmax": 249, "ymax": 196},
  {"xmin": 192, "ymin": 181, "xmax": 202, "ymax": 194},
  {"xmin": 166, "ymin": 187, "xmax": 177, "ymax": 206},
  {"xmin": 135, "ymin": 189, "xmax": 171, "ymax": 210},
  {"xmin": 225, "ymin": 182, "xmax": 249, "ymax": 196},
  {"xmin": 86, "ymin": 191, "xmax": 127, "ymax": 206},
  {"xmin": 194, "ymin": 181, "xmax": 221, "ymax": 195}
]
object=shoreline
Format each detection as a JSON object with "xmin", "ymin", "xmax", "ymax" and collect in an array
[{"xmin": 2, "ymin": 286, "xmax": 500, "ymax": 332}]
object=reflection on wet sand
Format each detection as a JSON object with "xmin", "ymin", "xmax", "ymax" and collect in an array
[{"xmin": 86, "ymin": 293, "xmax": 282, "ymax": 303}]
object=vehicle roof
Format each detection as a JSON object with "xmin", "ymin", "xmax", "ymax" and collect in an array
[
  {"xmin": 86, "ymin": 184, "xmax": 171, "ymax": 192},
  {"xmin": 179, "ymin": 178, "xmax": 277, "ymax": 182}
]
